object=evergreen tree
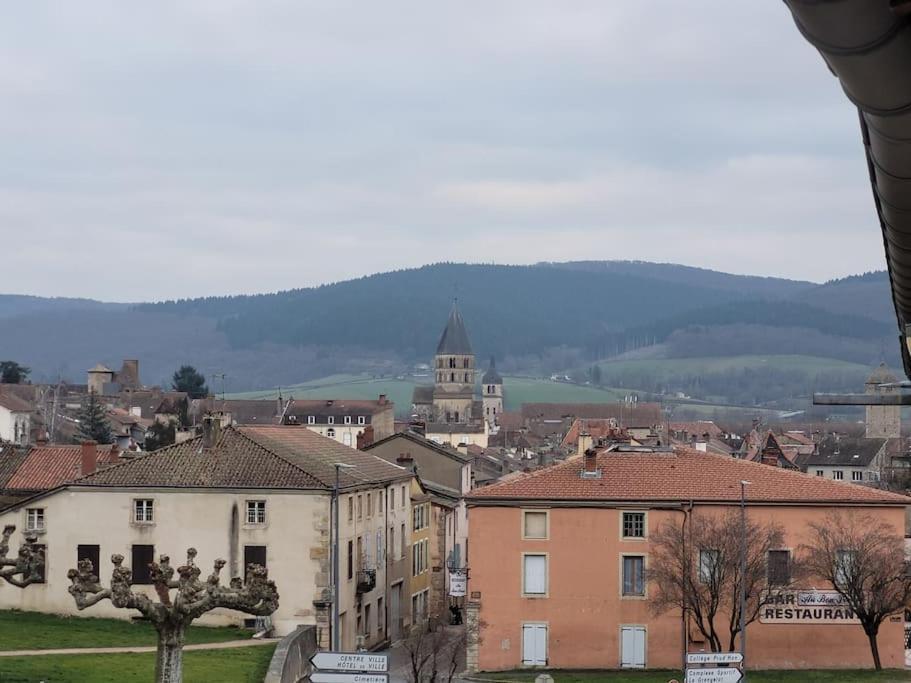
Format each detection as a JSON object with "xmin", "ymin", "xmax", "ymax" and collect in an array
[
  {"xmin": 0, "ymin": 361, "xmax": 30, "ymax": 384},
  {"xmin": 171, "ymin": 365, "xmax": 209, "ymax": 399},
  {"xmin": 143, "ymin": 421, "xmax": 176, "ymax": 451},
  {"xmin": 76, "ymin": 393, "xmax": 113, "ymax": 444}
]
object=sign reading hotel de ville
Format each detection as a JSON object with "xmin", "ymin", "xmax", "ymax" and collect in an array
[{"xmin": 759, "ymin": 590, "xmax": 858, "ymax": 624}]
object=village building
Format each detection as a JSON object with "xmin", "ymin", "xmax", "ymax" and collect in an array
[
  {"xmin": 800, "ymin": 433, "xmax": 898, "ymax": 483},
  {"xmin": 521, "ymin": 402, "xmax": 663, "ymax": 440},
  {"xmin": 0, "ymin": 391, "xmax": 32, "ymax": 445},
  {"xmin": 464, "ymin": 446, "xmax": 909, "ymax": 672},
  {"xmin": 0, "ymin": 421, "xmax": 416, "ymax": 649}
]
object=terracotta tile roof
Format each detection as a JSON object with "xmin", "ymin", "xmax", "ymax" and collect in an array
[
  {"xmin": 4, "ymin": 444, "xmax": 119, "ymax": 492},
  {"xmin": 669, "ymin": 421, "xmax": 724, "ymax": 440},
  {"xmin": 466, "ymin": 447, "xmax": 910, "ymax": 505},
  {"xmin": 560, "ymin": 419, "xmax": 630, "ymax": 449},
  {"xmin": 0, "ymin": 445, "xmax": 30, "ymax": 488},
  {"xmin": 74, "ymin": 425, "xmax": 409, "ymax": 491}
]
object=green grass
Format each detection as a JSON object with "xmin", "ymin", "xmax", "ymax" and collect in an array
[
  {"xmin": 595, "ymin": 354, "xmax": 870, "ymax": 376},
  {"xmin": 482, "ymin": 670, "xmax": 911, "ymax": 683},
  {"xmin": 0, "ymin": 645, "xmax": 275, "ymax": 682},
  {"xmin": 0, "ymin": 611, "xmax": 251, "ymax": 651}
]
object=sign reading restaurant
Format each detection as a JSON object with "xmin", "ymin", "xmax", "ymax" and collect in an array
[{"xmin": 759, "ymin": 590, "xmax": 858, "ymax": 624}]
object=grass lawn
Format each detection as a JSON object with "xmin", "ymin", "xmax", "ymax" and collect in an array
[
  {"xmin": 0, "ymin": 645, "xmax": 275, "ymax": 682},
  {"xmin": 482, "ymin": 670, "xmax": 911, "ymax": 683},
  {"xmin": 0, "ymin": 610, "xmax": 251, "ymax": 651}
]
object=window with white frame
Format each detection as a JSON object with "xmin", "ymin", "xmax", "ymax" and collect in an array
[
  {"xmin": 833, "ymin": 470, "xmax": 844, "ymax": 480},
  {"xmin": 621, "ymin": 555, "xmax": 645, "ymax": 596},
  {"xmin": 307, "ymin": 415, "xmax": 315, "ymax": 425},
  {"xmin": 622, "ymin": 511, "xmax": 646, "ymax": 539},
  {"xmin": 328, "ymin": 416, "xmax": 335, "ymax": 424},
  {"xmin": 522, "ymin": 554, "xmax": 547, "ymax": 596},
  {"xmin": 246, "ymin": 500, "xmax": 266, "ymax": 525},
  {"xmin": 25, "ymin": 508, "xmax": 45, "ymax": 531},
  {"xmin": 852, "ymin": 471, "xmax": 863, "ymax": 481},
  {"xmin": 523, "ymin": 511, "xmax": 548, "ymax": 539},
  {"xmin": 327, "ymin": 428, "xmax": 335, "ymax": 438},
  {"xmin": 133, "ymin": 499, "xmax": 154, "ymax": 524},
  {"xmin": 358, "ymin": 416, "xmax": 366, "ymax": 425},
  {"xmin": 344, "ymin": 415, "xmax": 351, "ymax": 425}
]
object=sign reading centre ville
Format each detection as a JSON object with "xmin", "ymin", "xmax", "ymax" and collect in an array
[
  {"xmin": 310, "ymin": 653, "xmax": 389, "ymax": 673},
  {"xmin": 759, "ymin": 590, "xmax": 859, "ymax": 624}
]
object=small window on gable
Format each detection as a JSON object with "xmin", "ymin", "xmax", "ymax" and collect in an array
[{"xmin": 523, "ymin": 511, "xmax": 548, "ymax": 539}]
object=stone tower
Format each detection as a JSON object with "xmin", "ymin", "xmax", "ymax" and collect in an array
[
  {"xmin": 432, "ymin": 302, "xmax": 475, "ymax": 423},
  {"xmin": 865, "ymin": 362, "xmax": 901, "ymax": 439},
  {"xmin": 482, "ymin": 356, "xmax": 504, "ymax": 428}
]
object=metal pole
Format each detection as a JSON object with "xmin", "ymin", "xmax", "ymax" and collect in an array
[
  {"xmin": 332, "ymin": 463, "xmax": 341, "ymax": 651},
  {"xmin": 740, "ymin": 480, "xmax": 749, "ymax": 681}
]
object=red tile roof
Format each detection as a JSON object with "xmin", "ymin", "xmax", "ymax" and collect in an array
[
  {"xmin": 521, "ymin": 402, "xmax": 662, "ymax": 426},
  {"xmin": 466, "ymin": 447, "xmax": 910, "ymax": 505},
  {"xmin": 5, "ymin": 444, "xmax": 119, "ymax": 492},
  {"xmin": 560, "ymin": 419, "xmax": 630, "ymax": 449}
]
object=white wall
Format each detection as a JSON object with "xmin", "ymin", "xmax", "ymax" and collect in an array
[
  {"xmin": 0, "ymin": 406, "xmax": 29, "ymax": 445},
  {"xmin": 0, "ymin": 488, "xmax": 329, "ymax": 637}
]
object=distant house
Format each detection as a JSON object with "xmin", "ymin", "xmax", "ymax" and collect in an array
[
  {"xmin": 800, "ymin": 434, "xmax": 895, "ymax": 483},
  {"xmin": 740, "ymin": 431, "xmax": 800, "ymax": 470},
  {"xmin": 521, "ymin": 402, "xmax": 662, "ymax": 439},
  {"xmin": 0, "ymin": 392, "xmax": 32, "ymax": 446}
]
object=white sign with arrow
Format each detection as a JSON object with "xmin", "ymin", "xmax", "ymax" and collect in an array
[
  {"xmin": 685, "ymin": 668, "xmax": 742, "ymax": 683},
  {"xmin": 310, "ymin": 652, "xmax": 389, "ymax": 673},
  {"xmin": 311, "ymin": 673, "xmax": 388, "ymax": 683},
  {"xmin": 686, "ymin": 652, "xmax": 743, "ymax": 665}
]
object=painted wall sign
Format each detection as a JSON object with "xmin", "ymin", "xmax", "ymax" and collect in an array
[
  {"xmin": 759, "ymin": 591, "xmax": 858, "ymax": 624},
  {"xmin": 449, "ymin": 569, "xmax": 468, "ymax": 597}
]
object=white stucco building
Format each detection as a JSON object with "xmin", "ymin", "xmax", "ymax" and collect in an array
[
  {"xmin": 0, "ymin": 420, "xmax": 415, "ymax": 649},
  {"xmin": 0, "ymin": 393, "xmax": 32, "ymax": 445}
]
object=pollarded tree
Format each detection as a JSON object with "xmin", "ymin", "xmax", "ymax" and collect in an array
[
  {"xmin": 68, "ymin": 548, "xmax": 279, "ymax": 683},
  {"xmin": 0, "ymin": 525, "xmax": 45, "ymax": 587},
  {"xmin": 801, "ymin": 512, "xmax": 911, "ymax": 670},
  {"xmin": 648, "ymin": 509, "xmax": 788, "ymax": 652}
]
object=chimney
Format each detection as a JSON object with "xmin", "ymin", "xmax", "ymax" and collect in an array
[
  {"xmin": 80, "ymin": 440, "xmax": 98, "ymax": 477},
  {"xmin": 378, "ymin": 394, "xmax": 388, "ymax": 406},
  {"xmin": 202, "ymin": 415, "xmax": 221, "ymax": 449},
  {"xmin": 581, "ymin": 448, "xmax": 600, "ymax": 478},
  {"xmin": 577, "ymin": 429, "xmax": 593, "ymax": 458},
  {"xmin": 396, "ymin": 452, "xmax": 416, "ymax": 471},
  {"xmin": 356, "ymin": 425, "xmax": 375, "ymax": 450}
]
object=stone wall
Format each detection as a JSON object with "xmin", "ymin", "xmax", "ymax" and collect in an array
[{"xmin": 264, "ymin": 625, "xmax": 318, "ymax": 683}]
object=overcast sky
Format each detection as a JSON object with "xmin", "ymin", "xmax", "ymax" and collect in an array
[{"xmin": 0, "ymin": 2, "xmax": 886, "ymax": 302}]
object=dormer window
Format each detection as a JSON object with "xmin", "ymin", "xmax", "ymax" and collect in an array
[
  {"xmin": 344, "ymin": 416, "xmax": 352, "ymax": 425},
  {"xmin": 358, "ymin": 416, "xmax": 366, "ymax": 425},
  {"xmin": 328, "ymin": 416, "xmax": 335, "ymax": 425},
  {"xmin": 307, "ymin": 416, "xmax": 315, "ymax": 425}
]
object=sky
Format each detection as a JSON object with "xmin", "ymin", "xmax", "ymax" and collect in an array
[{"xmin": 0, "ymin": 1, "xmax": 886, "ymax": 302}]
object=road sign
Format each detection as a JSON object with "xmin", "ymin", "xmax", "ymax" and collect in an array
[
  {"xmin": 310, "ymin": 652, "xmax": 389, "ymax": 673},
  {"xmin": 685, "ymin": 668, "xmax": 742, "ymax": 683},
  {"xmin": 686, "ymin": 652, "xmax": 744, "ymax": 665},
  {"xmin": 311, "ymin": 673, "xmax": 389, "ymax": 683}
]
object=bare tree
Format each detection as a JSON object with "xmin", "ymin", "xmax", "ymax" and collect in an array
[
  {"xmin": 801, "ymin": 512, "xmax": 911, "ymax": 670},
  {"xmin": 0, "ymin": 525, "xmax": 45, "ymax": 587},
  {"xmin": 401, "ymin": 620, "xmax": 475, "ymax": 683},
  {"xmin": 648, "ymin": 509, "xmax": 787, "ymax": 651},
  {"xmin": 67, "ymin": 548, "xmax": 279, "ymax": 683}
]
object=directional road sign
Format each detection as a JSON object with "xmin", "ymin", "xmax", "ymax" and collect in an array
[
  {"xmin": 311, "ymin": 673, "xmax": 389, "ymax": 683},
  {"xmin": 310, "ymin": 652, "xmax": 389, "ymax": 673},
  {"xmin": 686, "ymin": 652, "xmax": 744, "ymax": 665},
  {"xmin": 685, "ymin": 668, "xmax": 743, "ymax": 683}
]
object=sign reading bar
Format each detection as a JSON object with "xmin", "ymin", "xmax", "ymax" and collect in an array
[
  {"xmin": 310, "ymin": 652, "xmax": 389, "ymax": 673},
  {"xmin": 685, "ymin": 668, "xmax": 742, "ymax": 683},
  {"xmin": 759, "ymin": 591, "xmax": 858, "ymax": 624},
  {"xmin": 311, "ymin": 674, "xmax": 388, "ymax": 683},
  {"xmin": 686, "ymin": 652, "xmax": 743, "ymax": 665}
]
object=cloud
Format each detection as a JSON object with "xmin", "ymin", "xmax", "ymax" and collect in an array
[{"xmin": 0, "ymin": 1, "xmax": 885, "ymax": 300}]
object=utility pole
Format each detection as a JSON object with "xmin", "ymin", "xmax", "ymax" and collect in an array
[
  {"xmin": 740, "ymin": 480, "xmax": 751, "ymax": 682},
  {"xmin": 332, "ymin": 462, "xmax": 354, "ymax": 651}
]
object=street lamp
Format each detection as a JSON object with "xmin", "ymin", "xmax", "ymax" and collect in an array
[
  {"xmin": 739, "ymin": 480, "xmax": 751, "ymax": 682},
  {"xmin": 332, "ymin": 462, "xmax": 355, "ymax": 651}
]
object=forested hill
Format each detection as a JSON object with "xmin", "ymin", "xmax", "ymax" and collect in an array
[{"xmin": 1, "ymin": 262, "xmax": 896, "ymax": 390}]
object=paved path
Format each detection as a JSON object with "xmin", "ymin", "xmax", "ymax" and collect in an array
[{"xmin": 0, "ymin": 638, "xmax": 279, "ymax": 657}]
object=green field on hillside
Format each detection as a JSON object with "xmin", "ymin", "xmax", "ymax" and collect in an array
[{"xmin": 595, "ymin": 354, "xmax": 870, "ymax": 376}]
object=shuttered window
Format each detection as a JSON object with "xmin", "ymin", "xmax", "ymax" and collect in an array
[
  {"xmin": 523, "ymin": 511, "xmax": 547, "ymax": 539},
  {"xmin": 522, "ymin": 554, "xmax": 547, "ymax": 595},
  {"xmin": 131, "ymin": 545, "xmax": 154, "ymax": 585}
]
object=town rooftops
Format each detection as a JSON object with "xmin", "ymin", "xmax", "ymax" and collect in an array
[
  {"xmin": 521, "ymin": 402, "xmax": 662, "ymax": 427},
  {"xmin": 70, "ymin": 424, "xmax": 409, "ymax": 491},
  {"xmin": 436, "ymin": 302, "xmax": 473, "ymax": 356},
  {"xmin": 801, "ymin": 434, "xmax": 890, "ymax": 468},
  {"xmin": 0, "ymin": 392, "xmax": 32, "ymax": 413},
  {"xmin": 466, "ymin": 447, "xmax": 910, "ymax": 506},
  {"xmin": 365, "ymin": 430, "xmax": 472, "ymax": 463},
  {"xmin": 3, "ymin": 443, "xmax": 120, "ymax": 493}
]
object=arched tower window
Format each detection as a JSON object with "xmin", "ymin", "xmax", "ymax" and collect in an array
[
  {"xmin": 463, "ymin": 358, "xmax": 469, "ymax": 368},
  {"xmin": 464, "ymin": 373, "xmax": 470, "ymax": 383},
  {"xmin": 450, "ymin": 372, "xmax": 455, "ymax": 382},
  {"xmin": 449, "ymin": 357, "xmax": 456, "ymax": 369}
]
